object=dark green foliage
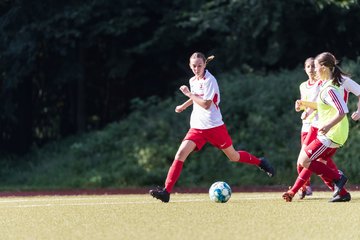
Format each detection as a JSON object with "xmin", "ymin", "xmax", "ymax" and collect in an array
[
  {"xmin": 1, "ymin": 0, "xmax": 360, "ymax": 189},
  {"xmin": 1, "ymin": 0, "xmax": 360, "ymax": 154},
  {"xmin": 3, "ymin": 61, "xmax": 360, "ymax": 190}
]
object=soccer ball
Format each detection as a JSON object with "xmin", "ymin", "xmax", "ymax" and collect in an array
[{"xmin": 209, "ymin": 181, "xmax": 232, "ymax": 203}]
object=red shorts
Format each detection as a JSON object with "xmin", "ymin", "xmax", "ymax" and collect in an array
[
  {"xmin": 300, "ymin": 132, "xmax": 308, "ymax": 145},
  {"xmin": 304, "ymin": 138, "xmax": 337, "ymax": 161},
  {"xmin": 183, "ymin": 124, "xmax": 233, "ymax": 151},
  {"xmin": 303, "ymin": 126, "xmax": 318, "ymax": 146}
]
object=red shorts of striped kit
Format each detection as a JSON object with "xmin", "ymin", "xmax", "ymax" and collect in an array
[{"xmin": 304, "ymin": 138, "xmax": 337, "ymax": 161}]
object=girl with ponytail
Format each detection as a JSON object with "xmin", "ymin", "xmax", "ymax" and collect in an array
[{"xmin": 149, "ymin": 52, "xmax": 275, "ymax": 202}]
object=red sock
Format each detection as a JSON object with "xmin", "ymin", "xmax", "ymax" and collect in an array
[
  {"xmin": 297, "ymin": 165, "xmax": 311, "ymax": 188},
  {"xmin": 318, "ymin": 157, "xmax": 338, "ymax": 190},
  {"xmin": 289, "ymin": 168, "xmax": 312, "ymax": 194},
  {"xmin": 321, "ymin": 158, "xmax": 348, "ymax": 196},
  {"xmin": 308, "ymin": 160, "xmax": 340, "ymax": 180},
  {"xmin": 164, "ymin": 160, "xmax": 184, "ymax": 193},
  {"xmin": 237, "ymin": 151, "xmax": 261, "ymax": 165},
  {"xmin": 325, "ymin": 157, "xmax": 338, "ymax": 172},
  {"xmin": 320, "ymin": 175, "xmax": 334, "ymax": 190},
  {"xmin": 339, "ymin": 188, "xmax": 349, "ymax": 196}
]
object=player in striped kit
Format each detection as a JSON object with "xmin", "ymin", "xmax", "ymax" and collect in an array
[
  {"xmin": 283, "ymin": 52, "xmax": 351, "ymax": 202},
  {"xmin": 294, "ymin": 55, "xmax": 360, "ymax": 202},
  {"xmin": 149, "ymin": 52, "xmax": 275, "ymax": 203}
]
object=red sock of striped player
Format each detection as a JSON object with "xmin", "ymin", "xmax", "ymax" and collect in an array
[
  {"xmin": 165, "ymin": 160, "xmax": 184, "ymax": 193},
  {"xmin": 289, "ymin": 168, "xmax": 312, "ymax": 194},
  {"xmin": 319, "ymin": 157, "xmax": 338, "ymax": 191},
  {"xmin": 237, "ymin": 151, "xmax": 261, "ymax": 165},
  {"xmin": 325, "ymin": 157, "xmax": 338, "ymax": 172},
  {"xmin": 307, "ymin": 160, "xmax": 340, "ymax": 180},
  {"xmin": 320, "ymin": 176, "xmax": 334, "ymax": 190},
  {"xmin": 316, "ymin": 158, "xmax": 346, "ymax": 194}
]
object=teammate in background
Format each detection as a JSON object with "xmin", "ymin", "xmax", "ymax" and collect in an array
[
  {"xmin": 294, "ymin": 57, "xmax": 318, "ymax": 198},
  {"xmin": 149, "ymin": 52, "xmax": 275, "ymax": 203},
  {"xmin": 283, "ymin": 52, "xmax": 349, "ymax": 202},
  {"xmin": 294, "ymin": 54, "xmax": 360, "ymax": 202}
]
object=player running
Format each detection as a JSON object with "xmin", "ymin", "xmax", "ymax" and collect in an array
[
  {"xmin": 149, "ymin": 52, "xmax": 275, "ymax": 203},
  {"xmin": 292, "ymin": 53, "xmax": 360, "ymax": 202},
  {"xmin": 283, "ymin": 52, "xmax": 350, "ymax": 202}
]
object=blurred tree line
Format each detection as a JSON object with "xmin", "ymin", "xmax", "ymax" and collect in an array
[{"xmin": 1, "ymin": 0, "xmax": 360, "ymax": 155}]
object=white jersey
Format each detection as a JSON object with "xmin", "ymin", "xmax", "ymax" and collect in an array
[
  {"xmin": 299, "ymin": 80, "xmax": 320, "ymax": 132},
  {"xmin": 340, "ymin": 76, "xmax": 360, "ymax": 102},
  {"xmin": 189, "ymin": 70, "xmax": 224, "ymax": 129}
]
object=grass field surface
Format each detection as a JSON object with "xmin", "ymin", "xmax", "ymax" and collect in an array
[{"xmin": 0, "ymin": 191, "xmax": 359, "ymax": 240}]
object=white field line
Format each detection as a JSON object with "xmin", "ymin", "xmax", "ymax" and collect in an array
[
  {"xmin": 0, "ymin": 195, "xmax": 280, "ymax": 209},
  {"xmin": 0, "ymin": 196, "xmax": 138, "ymax": 203}
]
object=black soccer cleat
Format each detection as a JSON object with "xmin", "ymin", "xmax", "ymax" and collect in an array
[
  {"xmin": 329, "ymin": 192, "xmax": 351, "ymax": 203},
  {"xmin": 149, "ymin": 186, "xmax": 170, "ymax": 203},
  {"xmin": 333, "ymin": 174, "xmax": 348, "ymax": 197},
  {"xmin": 258, "ymin": 157, "xmax": 275, "ymax": 177}
]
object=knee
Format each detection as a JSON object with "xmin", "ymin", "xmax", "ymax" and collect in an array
[
  {"xmin": 298, "ymin": 152, "xmax": 311, "ymax": 168},
  {"xmin": 174, "ymin": 151, "xmax": 186, "ymax": 161}
]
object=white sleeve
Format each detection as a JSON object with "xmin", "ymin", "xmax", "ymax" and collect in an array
[
  {"xmin": 203, "ymin": 77, "xmax": 217, "ymax": 101},
  {"xmin": 323, "ymin": 87, "xmax": 349, "ymax": 114},
  {"xmin": 342, "ymin": 77, "xmax": 360, "ymax": 96},
  {"xmin": 299, "ymin": 82, "xmax": 306, "ymax": 100}
]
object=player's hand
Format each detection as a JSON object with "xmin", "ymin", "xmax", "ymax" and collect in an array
[
  {"xmin": 300, "ymin": 111, "xmax": 308, "ymax": 120},
  {"xmin": 175, "ymin": 105, "xmax": 185, "ymax": 113},
  {"xmin": 351, "ymin": 111, "xmax": 360, "ymax": 121},
  {"xmin": 295, "ymin": 100, "xmax": 303, "ymax": 112},
  {"xmin": 179, "ymin": 85, "xmax": 191, "ymax": 97},
  {"xmin": 318, "ymin": 125, "xmax": 330, "ymax": 135}
]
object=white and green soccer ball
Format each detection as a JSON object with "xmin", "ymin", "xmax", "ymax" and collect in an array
[{"xmin": 209, "ymin": 181, "xmax": 232, "ymax": 203}]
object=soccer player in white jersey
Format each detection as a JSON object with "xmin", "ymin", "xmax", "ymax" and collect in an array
[
  {"xmin": 149, "ymin": 52, "xmax": 275, "ymax": 202},
  {"xmin": 294, "ymin": 57, "xmax": 319, "ymax": 198}
]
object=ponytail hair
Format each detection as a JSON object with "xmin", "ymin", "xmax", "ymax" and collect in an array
[
  {"xmin": 206, "ymin": 55, "xmax": 215, "ymax": 64},
  {"xmin": 315, "ymin": 52, "xmax": 349, "ymax": 87},
  {"xmin": 332, "ymin": 65, "xmax": 350, "ymax": 86},
  {"xmin": 190, "ymin": 52, "xmax": 215, "ymax": 65}
]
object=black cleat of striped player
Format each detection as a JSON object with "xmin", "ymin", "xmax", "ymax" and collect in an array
[{"xmin": 329, "ymin": 192, "xmax": 351, "ymax": 202}]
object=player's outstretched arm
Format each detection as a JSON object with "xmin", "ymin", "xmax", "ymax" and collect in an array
[
  {"xmin": 299, "ymin": 100, "xmax": 317, "ymax": 110},
  {"xmin": 175, "ymin": 99, "xmax": 193, "ymax": 113}
]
